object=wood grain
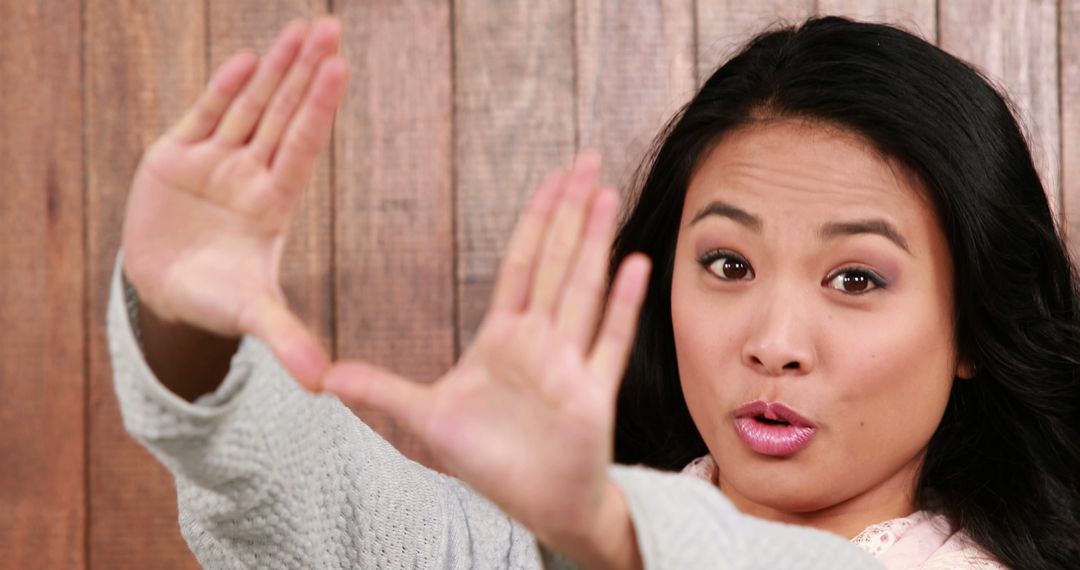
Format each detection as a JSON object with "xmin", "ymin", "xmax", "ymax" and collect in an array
[
  {"xmin": 209, "ymin": 0, "xmax": 335, "ymax": 355},
  {"xmin": 335, "ymin": 0, "xmax": 454, "ymax": 468},
  {"xmin": 816, "ymin": 0, "xmax": 936, "ymax": 42},
  {"xmin": 939, "ymin": 0, "xmax": 1061, "ymax": 210},
  {"xmin": 1063, "ymin": 0, "xmax": 1080, "ymax": 254},
  {"xmin": 455, "ymin": 0, "xmax": 578, "ymax": 347},
  {"xmin": 85, "ymin": 2, "xmax": 206, "ymax": 567},
  {"xmin": 575, "ymin": 0, "xmax": 696, "ymax": 195},
  {"xmin": 0, "ymin": 1, "xmax": 85, "ymax": 567},
  {"xmin": 696, "ymin": 0, "xmax": 816, "ymax": 81},
  {"xmin": 1, "ymin": 2, "xmax": 1078, "ymax": 567}
]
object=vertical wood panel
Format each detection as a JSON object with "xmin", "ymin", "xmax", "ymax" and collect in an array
[
  {"xmin": 696, "ymin": 0, "xmax": 816, "ymax": 81},
  {"xmin": 575, "ymin": 0, "xmax": 696, "ymax": 193},
  {"xmin": 86, "ymin": 2, "xmax": 206, "ymax": 567},
  {"xmin": 816, "ymin": 0, "xmax": 936, "ymax": 42},
  {"xmin": 0, "ymin": 1, "xmax": 85, "ymax": 567},
  {"xmin": 209, "ymin": 0, "xmax": 335, "ymax": 355},
  {"xmin": 939, "ymin": 0, "xmax": 1061, "ymax": 208},
  {"xmin": 455, "ymin": 1, "xmax": 577, "ymax": 346},
  {"xmin": 0, "ymin": 2, "xmax": 1073, "ymax": 566},
  {"xmin": 335, "ymin": 0, "xmax": 454, "ymax": 468},
  {"xmin": 1063, "ymin": 0, "xmax": 1080, "ymax": 252}
]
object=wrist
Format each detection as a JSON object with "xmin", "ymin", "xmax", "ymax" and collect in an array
[{"xmin": 556, "ymin": 478, "xmax": 643, "ymax": 570}]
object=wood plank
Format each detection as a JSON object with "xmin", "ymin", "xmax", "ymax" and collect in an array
[
  {"xmin": 0, "ymin": 1, "xmax": 85, "ymax": 567},
  {"xmin": 455, "ymin": 1, "xmax": 578, "ymax": 347},
  {"xmin": 939, "ymin": 0, "xmax": 1061, "ymax": 210},
  {"xmin": 208, "ymin": 0, "xmax": 334, "ymax": 355},
  {"xmin": 1063, "ymin": 0, "xmax": 1080, "ymax": 254},
  {"xmin": 816, "ymin": 0, "xmax": 936, "ymax": 42},
  {"xmin": 696, "ymin": 0, "xmax": 816, "ymax": 82},
  {"xmin": 575, "ymin": 0, "xmax": 697, "ymax": 194},
  {"xmin": 85, "ymin": 1, "xmax": 206, "ymax": 567},
  {"xmin": 334, "ymin": 0, "xmax": 454, "ymax": 468}
]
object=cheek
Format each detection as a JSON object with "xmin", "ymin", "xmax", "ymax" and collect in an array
[
  {"xmin": 827, "ymin": 303, "xmax": 956, "ymax": 461},
  {"xmin": 670, "ymin": 265, "xmax": 746, "ymax": 430}
]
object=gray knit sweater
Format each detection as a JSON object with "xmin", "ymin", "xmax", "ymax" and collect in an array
[{"xmin": 106, "ymin": 251, "xmax": 882, "ymax": 569}]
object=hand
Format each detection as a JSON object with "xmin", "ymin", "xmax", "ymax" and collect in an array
[
  {"xmin": 323, "ymin": 154, "xmax": 651, "ymax": 568},
  {"xmin": 120, "ymin": 18, "xmax": 348, "ymax": 390}
]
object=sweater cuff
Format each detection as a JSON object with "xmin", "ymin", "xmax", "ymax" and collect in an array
[{"xmin": 107, "ymin": 249, "xmax": 262, "ymax": 424}]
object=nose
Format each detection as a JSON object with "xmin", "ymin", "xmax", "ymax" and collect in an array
[{"xmin": 741, "ymin": 294, "xmax": 816, "ymax": 376}]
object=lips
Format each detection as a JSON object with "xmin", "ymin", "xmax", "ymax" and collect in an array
[{"xmin": 732, "ymin": 401, "xmax": 817, "ymax": 457}]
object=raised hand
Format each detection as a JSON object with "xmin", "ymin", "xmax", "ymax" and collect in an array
[
  {"xmin": 120, "ymin": 19, "xmax": 347, "ymax": 390},
  {"xmin": 323, "ymin": 154, "xmax": 651, "ymax": 567}
]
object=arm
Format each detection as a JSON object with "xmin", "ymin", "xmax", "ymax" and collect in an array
[
  {"xmin": 557, "ymin": 467, "xmax": 882, "ymax": 570},
  {"xmin": 128, "ymin": 271, "xmax": 239, "ymax": 403},
  {"xmin": 108, "ymin": 250, "xmax": 549, "ymax": 568},
  {"xmin": 607, "ymin": 466, "xmax": 884, "ymax": 569},
  {"xmin": 110, "ymin": 16, "xmax": 580, "ymax": 568}
]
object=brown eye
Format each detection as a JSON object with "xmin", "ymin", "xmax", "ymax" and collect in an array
[
  {"xmin": 825, "ymin": 269, "xmax": 885, "ymax": 295},
  {"xmin": 702, "ymin": 253, "xmax": 754, "ymax": 281}
]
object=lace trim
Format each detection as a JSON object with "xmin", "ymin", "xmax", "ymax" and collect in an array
[{"xmin": 850, "ymin": 516, "xmax": 917, "ymax": 556}]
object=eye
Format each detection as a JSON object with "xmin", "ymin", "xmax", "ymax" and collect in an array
[
  {"xmin": 699, "ymin": 251, "xmax": 755, "ymax": 281},
  {"xmin": 823, "ymin": 267, "xmax": 887, "ymax": 295}
]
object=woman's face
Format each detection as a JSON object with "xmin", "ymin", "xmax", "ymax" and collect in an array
[{"xmin": 670, "ymin": 119, "xmax": 967, "ymax": 537}]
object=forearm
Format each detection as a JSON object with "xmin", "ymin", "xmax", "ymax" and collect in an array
[
  {"xmin": 605, "ymin": 465, "xmax": 884, "ymax": 569},
  {"xmin": 136, "ymin": 294, "xmax": 240, "ymax": 403},
  {"xmin": 573, "ymin": 480, "xmax": 643, "ymax": 570},
  {"xmin": 109, "ymin": 251, "xmax": 548, "ymax": 568}
]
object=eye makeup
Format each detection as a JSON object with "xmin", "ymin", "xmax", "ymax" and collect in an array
[
  {"xmin": 698, "ymin": 249, "xmax": 755, "ymax": 281},
  {"xmin": 822, "ymin": 266, "xmax": 889, "ymax": 295}
]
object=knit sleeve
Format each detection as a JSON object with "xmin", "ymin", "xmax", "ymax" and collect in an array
[
  {"xmin": 608, "ymin": 464, "xmax": 885, "ymax": 569},
  {"xmin": 105, "ymin": 250, "xmax": 553, "ymax": 569}
]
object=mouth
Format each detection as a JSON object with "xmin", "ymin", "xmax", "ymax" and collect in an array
[{"xmin": 732, "ymin": 401, "xmax": 818, "ymax": 457}]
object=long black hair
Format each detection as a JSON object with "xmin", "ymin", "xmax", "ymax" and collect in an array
[{"xmin": 610, "ymin": 16, "xmax": 1080, "ymax": 569}]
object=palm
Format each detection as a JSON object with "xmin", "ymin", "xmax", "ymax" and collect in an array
[
  {"xmin": 423, "ymin": 313, "xmax": 614, "ymax": 527},
  {"xmin": 324, "ymin": 156, "xmax": 651, "ymax": 549},
  {"xmin": 120, "ymin": 20, "xmax": 347, "ymax": 388},
  {"xmin": 124, "ymin": 139, "xmax": 286, "ymax": 336}
]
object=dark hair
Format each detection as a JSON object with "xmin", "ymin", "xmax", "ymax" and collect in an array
[{"xmin": 610, "ymin": 16, "xmax": 1080, "ymax": 569}]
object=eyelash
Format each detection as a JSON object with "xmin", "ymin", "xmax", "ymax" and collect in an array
[
  {"xmin": 822, "ymin": 266, "xmax": 888, "ymax": 295},
  {"xmin": 699, "ymin": 250, "xmax": 754, "ymax": 281},
  {"xmin": 696, "ymin": 250, "xmax": 889, "ymax": 295}
]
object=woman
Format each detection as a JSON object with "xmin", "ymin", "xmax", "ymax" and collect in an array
[
  {"xmin": 609, "ymin": 16, "xmax": 1080, "ymax": 568},
  {"xmin": 110, "ymin": 14, "xmax": 1077, "ymax": 570}
]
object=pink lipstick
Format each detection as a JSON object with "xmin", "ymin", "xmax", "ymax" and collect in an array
[{"xmin": 732, "ymin": 401, "xmax": 817, "ymax": 457}]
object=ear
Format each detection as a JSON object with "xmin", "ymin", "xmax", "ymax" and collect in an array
[{"xmin": 955, "ymin": 357, "xmax": 976, "ymax": 380}]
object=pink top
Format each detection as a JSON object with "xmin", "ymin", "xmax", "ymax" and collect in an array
[{"xmin": 681, "ymin": 455, "xmax": 1006, "ymax": 569}]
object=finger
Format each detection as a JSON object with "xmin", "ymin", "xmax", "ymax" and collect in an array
[
  {"xmin": 240, "ymin": 293, "xmax": 330, "ymax": 392},
  {"xmin": 489, "ymin": 172, "xmax": 566, "ymax": 313},
  {"xmin": 270, "ymin": 56, "xmax": 348, "ymax": 191},
  {"xmin": 527, "ymin": 152, "xmax": 602, "ymax": 316},
  {"xmin": 168, "ymin": 51, "xmax": 259, "ymax": 143},
  {"xmin": 249, "ymin": 18, "xmax": 341, "ymax": 164},
  {"xmin": 587, "ymin": 254, "xmax": 651, "ymax": 391},
  {"xmin": 554, "ymin": 186, "xmax": 619, "ymax": 351},
  {"xmin": 322, "ymin": 361, "xmax": 427, "ymax": 425},
  {"xmin": 215, "ymin": 20, "xmax": 308, "ymax": 145}
]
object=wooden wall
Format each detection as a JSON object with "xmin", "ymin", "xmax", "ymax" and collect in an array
[{"xmin": 1, "ymin": 0, "xmax": 1076, "ymax": 567}]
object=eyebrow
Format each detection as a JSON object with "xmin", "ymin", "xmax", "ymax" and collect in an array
[
  {"xmin": 820, "ymin": 220, "xmax": 911, "ymax": 254},
  {"xmin": 688, "ymin": 201, "xmax": 763, "ymax": 231},
  {"xmin": 688, "ymin": 200, "xmax": 912, "ymax": 254}
]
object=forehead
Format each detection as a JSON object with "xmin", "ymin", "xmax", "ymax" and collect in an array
[{"xmin": 683, "ymin": 120, "xmax": 935, "ymax": 237}]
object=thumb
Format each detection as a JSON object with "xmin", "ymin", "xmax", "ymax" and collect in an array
[
  {"xmin": 241, "ymin": 293, "xmax": 330, "ymax": 391},
  {"xmin": 322, "ymin": 361, "xmax": 426, "ymax": 427}
]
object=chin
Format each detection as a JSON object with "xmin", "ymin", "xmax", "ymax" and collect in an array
[{"xmin": 719, "ymin": 451, "xmax": 846, "ymax": 515}]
